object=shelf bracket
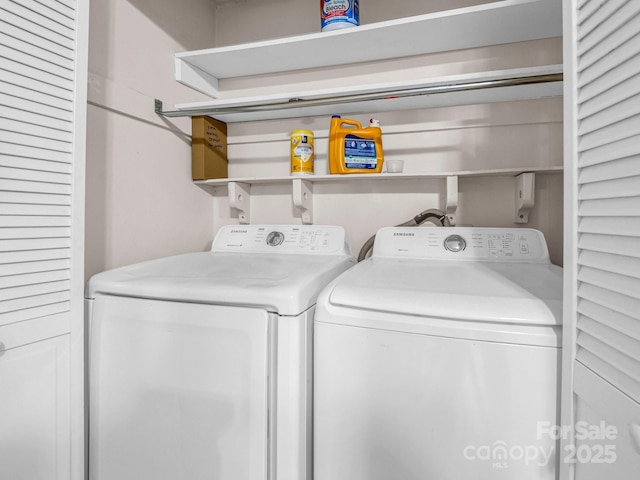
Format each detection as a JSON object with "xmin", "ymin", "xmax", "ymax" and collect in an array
[
  {"xmin": 445, "ymin": 176, "xmax": 458, "ymax": 226},
  {"xmin": 292, "ymin": 178, "xmax": 313, "ymax": 224},
  {"xmin": 515, "ymin": 172, "xmax": 535, "ymax": 223},
  {"xmin": 228, "ymin": 182, "xmax": 251, "ymax": 224}
]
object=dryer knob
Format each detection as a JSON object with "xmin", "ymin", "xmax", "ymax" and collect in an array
[
  {"xmin": 444, "ymin": 234, "xmax": 466, "ymax": 252},
  {"xmin": 266, "ymin": 231, "xmax": 285, "ymax": 246}
]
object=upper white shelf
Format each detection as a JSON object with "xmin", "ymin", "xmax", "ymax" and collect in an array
[{"xmin": 175, "ymin": 0, "xmax": 562, "ymax": 99}]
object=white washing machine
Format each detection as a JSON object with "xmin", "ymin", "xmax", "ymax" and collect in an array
[
  {"xmin": 86, "ymin": 225, "xmax": 355, "ymax": 480},
  {"xmin": 314, "ymin": 227, "xmax": 563, "ymax": 480}
]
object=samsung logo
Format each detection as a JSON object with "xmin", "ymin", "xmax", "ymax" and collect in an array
[
  {"xmin": 393, "ymin": 232, "xmax": 415, "ymax": 237},
  {"xmin": 230, "ymin": 229, "xmax": 248, "ymax": 233}
]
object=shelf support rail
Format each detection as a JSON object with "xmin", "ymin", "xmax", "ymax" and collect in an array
[{"xmin": 154, "ymin": 73, "xmax": 563, "ymax": 118}]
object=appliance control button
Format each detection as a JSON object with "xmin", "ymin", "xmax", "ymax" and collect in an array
[
  {"xmin": 443, "ymin": 234, "xmax": 467, "ymax": 252},
  {"xmin": 266, "ymin": 231, "xmax": 285, "ymax": 246}
]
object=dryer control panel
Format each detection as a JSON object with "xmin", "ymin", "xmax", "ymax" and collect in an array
[
  {"xmin": 212, "ymin": 225, "xmax": 351, "ymax": 255},
  {"xmin": 373, "ymin": 227, "xmax": 550, "ymax": 263}
]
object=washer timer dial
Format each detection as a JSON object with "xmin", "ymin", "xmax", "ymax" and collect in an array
[
  {"xmin": 266, "ymin": 231, "xmax": 285, "ymax": 246},
  {"xmin": 443, "ymin": 234, "xmax": 467, "ymax": 252}
]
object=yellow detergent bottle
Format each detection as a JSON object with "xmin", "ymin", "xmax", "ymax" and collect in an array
[{"xmin": 329, "ymin": 116, "xmax": 384, "ymax": 174}]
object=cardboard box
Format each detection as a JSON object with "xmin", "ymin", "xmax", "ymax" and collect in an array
[{"xmin": 191, "ymin": 116, "xmax": 228, "ymax": 180}]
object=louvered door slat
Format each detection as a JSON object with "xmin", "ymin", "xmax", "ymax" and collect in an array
[
  {"xmin": 579, "ymin": 315, "xmax": 640, "ymax": 355},
  {"xmin": 0, "ymin": 105, "xmax": 72, "ymax": 133},
  {"xmin": 578, "ymin": 0, "xmax": 601, "ymax": 24},
  {"xmin": 577, "ymin": 0, "xmax": 622, "ymax": 39},
  {"xmin": 0, "ymin": 142, "xmax": 72, "ymax": 163},
  {"xmin": 579, "ymin": 266, "xmax": 640, "ymax": 301},
  {"xmin": 1, "ymin": 79, "xmax": 74, "ymax": 111},
  {"xmin": 0, "ymin": 31, "xmax": 74, "ymax": 70},
  {"xmin": 2, "ymin": 2, "xmax": 74, "ymax": 47},
  {"xmin": 578, "ymin": 54, "xmax": 640, "ymax": 106},
  {"xmin": 0, "ymin": 258, "xmax": 70, "ymax": 277},
  {"xmin": 0, "ymin": 301, "xmax": 70, "ymax": 327},
  {"xmin": 0, "ymin": 227, "xmax": 71, "ymax": 240},
  {"xmin": 579, "ymin": 299, "xmax": 640, "ymax": 341},
  {"xmin": 0, "ymin": 290, "xmax": 71, "ymax": 315},
  {"xmin": 0, "ymin": 237, "xmax": 71, "ymax": 252},
  {"xmin": 578, "ymin": 171, "xmax": 640, "ymax": 199},
  {"xmin": 0, "ymin": 155, "xmax": 72, "ymax": 174},
  {"xmin": 12, "ymin": 0, "xmax": 75, "ymax": 30},
  {"xmin": 579, "ymin": 233, "xmax": 640, "ymax": 258},
  {"xmin": 577, "ymin": 113, "xmax": 640, "ymax": 151},
  {"xmin": 52, "ymin": 0, "xmax": 75, "ymax": 12},
  {"xmin": 0, "ymin": 68, "xmax": 74, "ymax": 101},
  {"xmin": 579, "ymin": 196, "xmax": 640, "ymax": 216},
  {"xmin": 578, "ymin": 29, "xmax": 640, "ymax": 87},
  {"xmin": 0, "ymin": 92, "xmax": 73, "ymax": 123},
  {"xmin": 0, "ymin": 56, "xmax": 73, "ymax": 93},
  {"xmin": 0, "ymin": 179, "xmax": 70, "ymax": 195},
  {"xmin": 575, "ymin": 343, "xmax": 640, "ymax": 403},
  {"xmin": 579, "ymin": 134, "xmax": 639, "ymax": 166},
  {"xmin": 0, "ymin": 118, "xmax": 73, "ymax": 144},
  {"xmin": 0, "ymin": 42, "xmax": 73, "ymax": 80},
  {"xmin": 33, "ymin": 0, "xmax": 75, "ymax": 19},
  {"xmin": 0, "ymin": 20, "xmax": 73, "ymax": 61},
  {"xmin": 579, "ymin": 249, "xmax": 640, "ymax": 279},
  {"xmin": 0, "ymin": 215, "xmax": 70, "ymax": 228},
  {"xmin": 578, "ymin": 155, "xmax": 640, "ymax": 183},
  {"xmin": 0, "ymin": 203, "xmax": 71, "ymax": 216},
  {"xmin": 578, "ymin": 1, "xmax": 640, "ymax": 65},
  {"xmin": 0, "ymin": 191, "xmax": 71, "ymax": 205},
  {"xmin": 579, "ymin": 217, "xmax": 640, "ymax": 236},
  {"xmin": 0, "ymin": 247, "xmax": 70, "ymax": 264},
  {"xmin": 0, "ymin": 268, "xmax": 69, "ymax": 289},
  {"xmin": 579, "ymin": 88, "xmax": 640, "ymax": 132},
  {"xmin": 0, "ymin": 280, "xmax": 70, "ymax": 303},
  {"xmin": 0, "ymin": 131, "xmax": 72, "ymax": 154}
]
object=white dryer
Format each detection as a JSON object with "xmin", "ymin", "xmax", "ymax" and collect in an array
[
  {"xmin": 86, "ymin": 225, "xmax": 355, "ymax": 480},
  {"xmin": 314, "ymin": 227, "xmax": 563, "ymax": 480}
]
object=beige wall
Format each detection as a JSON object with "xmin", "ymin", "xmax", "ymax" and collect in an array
[{"xmin": 85, "ymin": 0, "xmax": 218, "ymax": 280}]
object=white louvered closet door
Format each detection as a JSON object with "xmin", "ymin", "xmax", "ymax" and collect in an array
[
  {"xmin": 0, "ymin": 1, "xmax": 88, "ymax": 479},
  {"xmin": 562, "ymin": 0, "xmax": 640, "ymax": 479}
]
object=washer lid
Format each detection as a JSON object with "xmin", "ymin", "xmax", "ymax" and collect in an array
[
  {"xmin": 86, "ymin": 225, "xmax": 355, "ymax": 316},
  {"xmin": 327, "ymin": 257, "xmax": 563, "ymax": 326}
]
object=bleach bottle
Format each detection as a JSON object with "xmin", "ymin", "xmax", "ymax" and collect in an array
[
  {"xmin": 328, "ymin": 116, "xmax": 384, "ymax": 174},
  {"xmin": 321, "ymin": 0, "xmax": 359, "ymax": 32}
]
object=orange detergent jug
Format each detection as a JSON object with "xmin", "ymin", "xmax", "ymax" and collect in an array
[{"xmin": 328, "ymin": 116, "xmax": 384, "ymax": 174}]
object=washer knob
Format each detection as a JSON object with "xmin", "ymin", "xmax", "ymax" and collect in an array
[
  {"xmin": 444, "ymin": 234, "xmax": 466, "ymax": 252},
  {"xmin": 266, "ymin": 231, "xmax": 285, "ymax": 246}
]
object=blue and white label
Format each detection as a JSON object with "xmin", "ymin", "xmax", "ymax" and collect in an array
[
  {"xmin": 344, "ymin": 134, "xmax": 377, "ymax": 169},
  {"xmin": 321, "ymin": 0, "xmax": 359, "ymax": 30}
]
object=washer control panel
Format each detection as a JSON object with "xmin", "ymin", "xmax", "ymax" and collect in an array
[
  {"xmin": 374, "ymin": 227, "xmax": 550, "ymax": 262},
  {"xmin": 212, "ymin": 225, "xmax": 350, "ymax": 255}
]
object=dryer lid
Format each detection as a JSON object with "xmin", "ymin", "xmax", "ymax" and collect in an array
[
  {"xmin": 327, "ymin": 257, "xmax": 563, "ymax": 326},
  {"xmin": 86, "ymin": 225, "xmax": 355, "ymax": 316}
]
